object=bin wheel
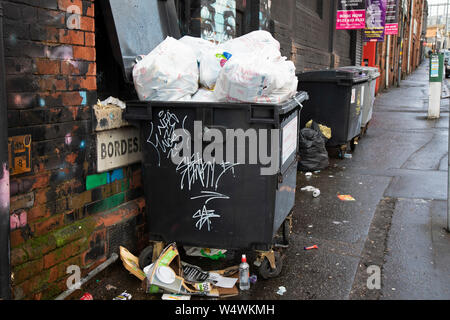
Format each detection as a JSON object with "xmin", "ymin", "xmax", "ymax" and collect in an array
[
  {"xmin": 350, "ymin": 138, "xmax": 359, "ymax": 151},
  {"xmin": 258, "ymin": 251, "xmax": 283, "ymax": 279},
  {"xmin": 138, "ymin": 245, "xmax": 154, "ymax": 269}
]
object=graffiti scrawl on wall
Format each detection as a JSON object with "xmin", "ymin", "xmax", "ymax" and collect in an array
[{"xmin": 201, "ymin": 0, "xmax": 236, "ymax": 43}]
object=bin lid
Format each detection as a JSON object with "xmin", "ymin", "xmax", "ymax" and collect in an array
[
  {"xmin": 360, "ymin": 66, "xmax": 380, "ymax": 79},
  {"xmin": 297, "ymin": 68, "xmax": 370, "ymax": 84},
  {"xmin": 99, "ymin": 0, "xmax": 181, "ymax": 83},
  {"xmin": 339, "ymin": 66, "xmax": 380, "ymax": 80}
]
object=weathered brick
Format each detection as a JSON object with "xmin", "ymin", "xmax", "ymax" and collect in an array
[
  {"xmin": 13, "ymin": 258, "xmax": 44, "ymax": 284},
  {"xmin": 22, "ymin": 234, "xmax": 58, "ymax": 261},
  {"xmin": 4, "ymin": 19, "xmax": 29, "ymax": 40},
  {"xmin": 8, "ymin": 120, "xmax": 92, "ymax": 141},
  {"xmin": 34, "ymin": 59, "xmax": 60, "ymax": 75},
  {"xmin": 30, "ymin": 25, "xmax": 59, "ymax": 43},
  {"xmin": 61, "ymin": 91, "xmax": 84, "ymax": 106},
  {"xmin": 10, "ymin": 227, "xmax": 33, "ymax": 248},
  {"xmin": 84, "ymin": 31, "xmax": 95, "ymax": 47},
  {"xmin": 69, "ymin": 76, "xmax": 96, "ymax": 90},
  {"xmin": 10, "ymin": 192, "xmax": 35, "ymax": 212},
  {"xmin": 6, "ymin": 74, "xmax": 40, "ymax": 92},
  {"xmin": 31, "ymin": 280, "xmax": 65, "ymax": 300},
  {"xmin": 5, "ymin": 40, "xmax": 47, "ymax": 59},
  {"xmin": 61, "ymin": 60, "xmax": 91, "ymax": 75},
  {"xmin": 11, "ymin": 248, "xmax": 29, "ymax": 267},
  {"xmin": 52, "ymin": 217, "xmax": 95, "ymax": 247},
  {"xmin": 13, "ymin": 269, "xmax": 50, "ymax": 299},
  {"xmin": 3, "ymin": 2, "xmax": 22, "ymax": 20},
  {"xmin": 7, "ymin": 92, "xmax": 39, "ymax": 109},
  {"xmin": 45, "ymin": 44, "xmax": 73, "ymax": 60},
  {"xmin": 48, "ymin": 254, "xmax": 83, "ymax": 283},
  {"xmin": 5, "ymin": 57, "xmax": 33, "ymax": 75},
  {"xmin": 31, "ymin": 213, "xmax": 65, "ymax": 237},
  {"xmin": 27, "ymin": 205, "xmax": 51, "ymax": 222},
  {"xmin": 59, "ymin": 29, "xmax": 84, "ymax": 45},
  {"xmin": 82, "ymin": 1, "xmax": 94, "ymax": 17},
  {"xmin": 72, "ymin": 46, "xmax": 95, "ymax": 61},
  {"xmin": 80, "ymin": 16, "xmax": 94, "ymax": 32},
  {"xmin": 58, "ymin": 0, "xmax": 83, "ymax": 11},
  {"xmin": 39, "ymin": 76, "xmax": 67, "ymax": 91},
  {"xmin": 21, "ymin": 5, "xmax": 38, "ymax": 23},
  {"xmin": 37, "ymin": 8, "xmax": 66, "ymax": 27},
  {"xmin": 43, "ymin": 236, "xmax": 88, "ymax": 269}
]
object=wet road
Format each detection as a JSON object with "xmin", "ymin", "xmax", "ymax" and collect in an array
[
  {"xmin": 75, "ymin": 63, "xmax": 450, "ymax": 300},
  {"xmin": 246, "ymin": 62, "xmax": 450, "ymax": 300}
]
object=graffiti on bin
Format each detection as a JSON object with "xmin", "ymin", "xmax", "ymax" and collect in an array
[
  {"xmin": 146, "ymin": 111, "xmax": 239, "ymax": 232},
  {"xmin": 146, "ymin": 110, "xmax": 188, "ymax": 166},
  {"xmin": 190, "ymin": 191, "xmax": 230, "ymax": 232},
  {"xmin": 176, "ymin": 153, "xmax": 238, "ymax": 191}
]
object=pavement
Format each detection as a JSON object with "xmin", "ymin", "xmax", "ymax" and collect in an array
[{"xmin": 71, "ymin": 62, "xmax": 450, "ymax": 300}]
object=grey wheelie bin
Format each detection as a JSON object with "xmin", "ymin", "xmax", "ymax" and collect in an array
[
  {"xmin": 338, "ymin": 66, "xmax": 380, "ymax": 134},
  {"xmin": 100, "ymin": 0, "xmax": 309, "ymax": 279},
  {"xmin": 297, "ymin": 68, "xmax": 369, "ymax": 157}
]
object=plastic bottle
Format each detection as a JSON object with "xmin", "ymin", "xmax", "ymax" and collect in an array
[{"xmin": 239, "ymin": 254, "xmax": 250, "ymax": 291}]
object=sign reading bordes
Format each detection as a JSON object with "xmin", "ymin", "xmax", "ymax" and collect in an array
[{"xmin": 96, "ymin": 127, "xmax": 142, "ymax": 172}]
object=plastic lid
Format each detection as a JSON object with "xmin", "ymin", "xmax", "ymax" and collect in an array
[
  {"xmin": 156, "ymin": 266, "xmax": 176, "ymax": 284},
  {"xmin": 99, "ymin": 0, "xmax": 181, "ymax": 83},
  {"xmin": 241, "ymin": 254, "xmax": 247, "ymax": 263},
  {"xmin": 297, "ymin": 69, "xmax": 369, "ymax": 84}
]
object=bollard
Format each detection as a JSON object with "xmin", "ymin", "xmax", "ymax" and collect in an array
[{"xmin": 428, "ymin": 53, "xmax": 444, "ymax": 119}]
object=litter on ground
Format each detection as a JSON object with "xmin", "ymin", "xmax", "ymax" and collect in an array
[
  {"xmin": 337, "ymin": 194, "xmax": 356, "ymax": 201},
  {"xmin": 276, "ymin": 286, "xmax": 287, "ymax": 296}
]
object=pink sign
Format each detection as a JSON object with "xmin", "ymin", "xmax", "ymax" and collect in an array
[
  {"xmin": 336, "ymin": 10, "xmax": 366, "ymax": 29},
  {"xmin": 385, "ymin": 23, "xmax": 398, "ymax": 35}
]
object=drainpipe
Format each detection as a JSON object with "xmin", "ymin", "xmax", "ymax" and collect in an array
[
  {"xmin": 407, "ymin": 0, "xmax": 414, "ymax": 74},
  {"xmin": 329, "ymin": 0, "xmax": 337, "ymax": 68},
  {"xmin": 386, "ymin": 35, "xmax": 391, "ymax": 88},
  {"xmin": 0, "ymin": 2, "xmax": 11, "ymax": 300}
]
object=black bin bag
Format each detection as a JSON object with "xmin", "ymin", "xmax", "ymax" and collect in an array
[{"xmin": 298, "ymin": 121, "xmax": 329, "ymax": 171}]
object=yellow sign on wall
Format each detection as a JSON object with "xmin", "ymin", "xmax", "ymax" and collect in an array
[{"xmin": 8, "ymin": 135, "xmax": 32, "ymax": 176}]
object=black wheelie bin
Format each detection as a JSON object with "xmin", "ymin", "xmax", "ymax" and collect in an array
[
  {"xmin": 338, "ymin": 66, "xmax": 380, "ymax": 135},
  {"xmin": 297, "ymin": 68, "xmax": 369, "ymax": 157},
  {"xmin": 99, "ymin": 0, "xmax": 309, "ymax": 279}
]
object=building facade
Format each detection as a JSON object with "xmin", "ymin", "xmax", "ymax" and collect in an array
[
  {"xmin": 362, "ymin": 0, "xmax": 427, "ymax": 93},
  {"xmin": 0, "ymin": 0, "xmax": 426, "ymax": 300}
]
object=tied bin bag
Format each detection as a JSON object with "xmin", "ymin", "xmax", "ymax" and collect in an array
[{"xmin": 298, "ymin": 121, "xmax": 329, "ymax": 171}]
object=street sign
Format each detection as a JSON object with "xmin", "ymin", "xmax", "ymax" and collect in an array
[
  {"xmin": 96, "ymin": 127, "xmax": 142, "ymax": 172},
  {"xmin": 429, "ymin": 53, "xmax": 443, "ymax": 82}
]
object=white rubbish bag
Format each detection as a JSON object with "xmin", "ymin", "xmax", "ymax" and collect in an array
[
  {"xmin": 132, "ymin": 37, "xmax": 199, "ymax": 101},
  {"xmin": 199, "ymin": 48, "xmax": 232, "ymax": 89},
  {"xmin": 221, "ymin": 30, "xmax": 281, "ymax": 61},
  {"xmin": 198, "ymin": 31, "xmax": 281, "ymax": 90},
  {"xmin": 214, "ymin": 53, "xmax": 298, "ymax": 104},
  {"xmin": 191, "ymin": 88, "xmax": 217, "ymax": 102},
  {"xmin": 178, "ymin": 36, "xmax": 216, "ymax": 63}
]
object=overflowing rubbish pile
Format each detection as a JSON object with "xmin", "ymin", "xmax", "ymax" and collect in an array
[
  {"xmin": 119, "ymin": 244, "xmax": 243, "ymax": 299},
  {"xmin": 132, "ymin": 31, "xmax": 298, "ymax": 104}
]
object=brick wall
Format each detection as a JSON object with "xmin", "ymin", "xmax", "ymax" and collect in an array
[
  {"xmin": 271, "ymin": 0, "xmax": 356, "ymax": 72},
  {"xmin": 4, "ymin": 0, "xmax": 146, "ymax": 300}
]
